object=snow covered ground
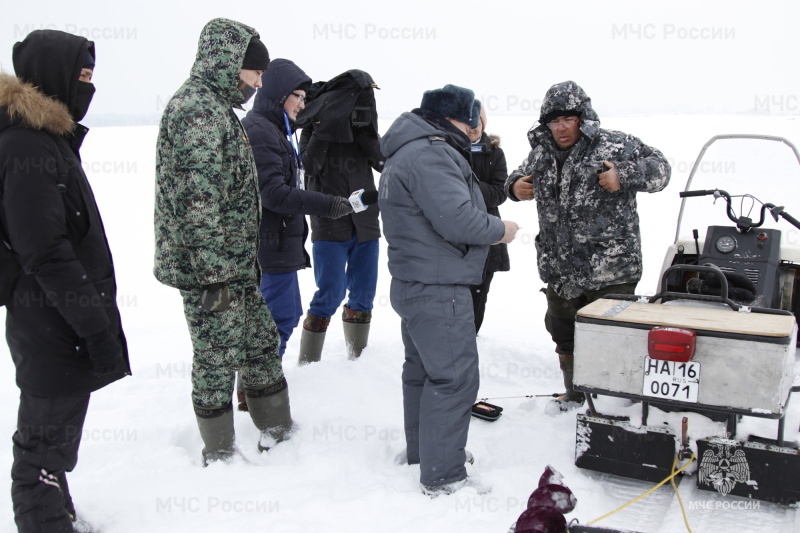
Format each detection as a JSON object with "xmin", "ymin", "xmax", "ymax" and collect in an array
[{"xmin": 1, "ymin": 114, "xmax": 799, "ymax": 533}]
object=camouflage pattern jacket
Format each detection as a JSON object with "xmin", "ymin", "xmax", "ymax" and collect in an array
[
  {"xmin": 154, "ymin": 18, "xmax": 262, "ymax": 289},
  {"xmin": 505, "ymin": 81, "xmax": 670, "ymax": 299}
]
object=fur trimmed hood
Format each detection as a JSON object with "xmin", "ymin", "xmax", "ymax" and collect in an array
[{"xmin": 0, "ymin": 72, "xmax": 74, "ymax": 136}]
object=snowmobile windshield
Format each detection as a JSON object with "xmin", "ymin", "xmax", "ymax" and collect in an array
[{"xmin": 675, "ymin": 135, "xmax": 800, "ymax": 262}]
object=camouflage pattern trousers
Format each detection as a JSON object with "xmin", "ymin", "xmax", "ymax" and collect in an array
[{"xmin": 180, "ymin": 279, "xmax": 284, "ymax": 415}]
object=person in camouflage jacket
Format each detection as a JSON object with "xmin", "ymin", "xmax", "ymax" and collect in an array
[
  {"xmin": 154, "ymin": 18, "xmax": 292, "ymax": 464},
  {"xmin": 505, "ymin": 80, "xmax": 670, "ymax": 413}
]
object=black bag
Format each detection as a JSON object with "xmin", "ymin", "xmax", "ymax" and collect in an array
[{"xmin": 294, "ymin": 69, "xmax": 379, "ymax": 143}]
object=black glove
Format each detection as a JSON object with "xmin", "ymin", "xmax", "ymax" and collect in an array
[
  {"xmin": 327, "ymin": 196, "xmax": 354, "ymax": 219},
  {"xmin": 84, "ymin": 330, "xmax": 124, "ymax": 377},
  {"xmin": 198, "ymin": 282, "xmax": 230, "ymax": 312}
]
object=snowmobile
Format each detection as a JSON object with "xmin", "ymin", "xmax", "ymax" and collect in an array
[{"xmin": 572, "ymin": 134, "xmax": 800, "ymax": 506}]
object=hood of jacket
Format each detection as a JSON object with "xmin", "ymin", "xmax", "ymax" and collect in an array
[
  {"xmin": 381, "ymin": 108, "xmax": 470, "ymax": 160},
  {"xmin": 531, "ymin": 80, "xmax": 601, "ymax": 148},
  {"xmin": 0, "ymin": 72, "xmax": 74, "ymax": 136},
  {"xmin": 251, "ymin": 58, "xmax": 311, "ymax": 130},
  {"xmin": 477, "ymin": 132, "xmax": 501, "ymax": 149},
  {"xmin": 189, "ymin": 18, "xmax": 260, "ymax": 107},
  {"xmin": 11, "ymin": 29, "xmax": 92, "ymax": 126}
]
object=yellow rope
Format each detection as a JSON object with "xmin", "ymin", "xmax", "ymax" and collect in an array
[
  {"xmin": 587, "ymin": 454, "xmax": 697, "ymax": 528},
  {"xmin": 670, "ymin": 454, "xmax": 695, "ymax": 533}
]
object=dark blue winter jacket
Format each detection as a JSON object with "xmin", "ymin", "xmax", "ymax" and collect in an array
[{"xmin": 242, "ymin": 59, "xmax": 331, "ymax": 273}]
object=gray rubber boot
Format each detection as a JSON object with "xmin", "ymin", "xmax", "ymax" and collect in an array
[
  {"xmin": 343, "ymin": 322, "xmax": 370, "ymax": 359},
  {"xmin": 298, "ymin": 312, "xmax": 330, "ymax": 365},
  {"xmin": 247, "ymin": 383, "xmax": 294, "ymax": 452},
  {"xmin": 195, "ymin": 408, "xmax": 236, "ymax": 466},
  {"xmin": 342, "ymin": 305, "xmax": 371, "ymax": 360}
]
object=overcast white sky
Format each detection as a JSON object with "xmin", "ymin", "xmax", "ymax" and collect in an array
[{"xmin": 2, "ymin": 0, "xmax": 798, "ymax": 124}]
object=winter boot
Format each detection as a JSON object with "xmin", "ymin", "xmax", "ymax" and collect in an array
[
  {"xmin": 52, "ymin": 471, "xmax": 99, "ymax": 533},
  {"xmin": 422, "ymin": 478, "xmax": 468, "ymax": 497},
  {"xmin": 58, "ymin": 471, "xmax": 75, "ymax": 521},
  {"xmin": 298, "ymin": 312, "xmax": 330, "ymax": 365},
  {"xmin": 342, "ymin": 305, "xmax": 371, "ymax": 360},
  {"xmin": 247, "ymin": 379, "xmax": 294, "ymax": 452},
  {"xmin": 545, "ymin": 354, "xmax": 586, "ymax": 415},
  {"xmin": 195, "ymin": 405, "xmax": 237, "ymax": 466},
  {"xmin": 422, "ymin": 476, "xmax": 490, "ymax": 498}
]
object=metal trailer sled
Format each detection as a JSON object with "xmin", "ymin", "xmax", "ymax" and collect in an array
[{"xmin": 572, "ymin": 135, "xmax": 800, "ymax": 506}]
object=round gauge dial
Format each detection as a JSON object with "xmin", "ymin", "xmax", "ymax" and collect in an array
[{"xmin": 715, "ymin": 235, "xmax": 737, "ymax": 253}]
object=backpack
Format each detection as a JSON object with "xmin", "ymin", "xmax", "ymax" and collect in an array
[{"xmin": 0, "ymin": 135, "xmax": 68, "ymax": 306}]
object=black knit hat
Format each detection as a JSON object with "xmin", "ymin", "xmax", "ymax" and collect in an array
[
  {"xmin": 420, "ymin": 84, "xmax": 479, "ymax": 128},
  {"xmin": 241, "ymin": 37, "xmax": 269, "ymax": 70}
]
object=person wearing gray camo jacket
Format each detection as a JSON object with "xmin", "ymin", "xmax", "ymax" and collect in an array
[
  {"xmin": 154, "ymin": 18, "xmax": 292, "ymax": 464},
  {"xmin": 505, "ymin": 80, "xmax": 670, "ymax": 413}
]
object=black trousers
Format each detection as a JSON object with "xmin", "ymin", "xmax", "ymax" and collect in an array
[
  {"xmin": 469, "ymin": 271, "xmax": 494, "ymax": 335},
  {"xmin": 11, "ymin": 391, "xmax": 90, "ymax": 533},
  {"xmin": 543, "ymin": 282, "xmax": 638, "ymax": 355}
]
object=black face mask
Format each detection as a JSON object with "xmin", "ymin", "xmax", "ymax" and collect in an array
[
  {"xmin": 237, "ymin": 81, "xmax": 257, "ymax": 105},
  {"xmin": 71, "ymin": 81, "xmax": 95, "ymax": 122}
]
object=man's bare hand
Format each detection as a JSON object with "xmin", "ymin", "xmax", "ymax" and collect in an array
[
  {"xmin": 494, "ymin": 220, "xmax": 519, "ymax": 244},
  {"xmin": 512, "ymin": 175, "xmax": 534, "ymax": 201},
  {"xmin": 598, "ymin": 161, "xmax": 620, "ymax": 192}
]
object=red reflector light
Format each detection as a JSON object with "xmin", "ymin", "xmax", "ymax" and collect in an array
[{"xmin": 648, "ymin": 327, "xmax": 696, "ymax": 362}]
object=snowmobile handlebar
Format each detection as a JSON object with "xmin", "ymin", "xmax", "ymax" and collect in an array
[
  {"xmin": 764, "ymin": 203, "xmax": 800, "ymax": 231},
  {"xmin": 680, "ymin": 188, "xmax": 800, "ymax": 232},
  {"xmin": 679, "ymin": 189, "xmax": 719, "ymax": 198}
]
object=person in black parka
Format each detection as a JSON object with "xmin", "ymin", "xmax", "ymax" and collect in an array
[
  {"xmin": 0, "ymin": 30, "xmax": 130, "ymax": 532},
  {"xmin": 466, "ymin": 104, "xmax": 510, "ymax": 334},
  {"xmin": 242, "ymin": 59, "xmax": 353, "ymax": 362}
]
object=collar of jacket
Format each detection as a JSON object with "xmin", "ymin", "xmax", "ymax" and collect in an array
[
  {"xmin": 251, "ymin": 105, "xmax": 298, "ymax": 135},
  {"xmin": 412, "ymin": 107, "xmax": 471, "ymax": 157},
  {"xmin": 0, "ymin": 72, "xmax": 75, "ymax": 136},
  {"xmin": 474, "ymin": 131, "xmax": 501, "ymax": 150},
  {"xmin": 190, "ymin": 76, "xmax": 246, "ymax": 111}
]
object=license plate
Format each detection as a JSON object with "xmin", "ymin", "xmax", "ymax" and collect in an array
[{"xmin": 642, "ymin": 356, "xmax": 700, "ymax": 403}]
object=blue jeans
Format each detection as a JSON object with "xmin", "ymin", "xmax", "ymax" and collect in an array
[
  {"xmin": 260, "ymin": 272, "xmax": 303, "ymax": 356},
  {"xmin": 309, "ymin": 236, "xmax": 379, "ymax": 318}
]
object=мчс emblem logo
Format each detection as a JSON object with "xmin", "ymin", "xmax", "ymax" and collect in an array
[{"xmin": 698, "ymin": 443, "xmax": 751, "ymax": 496}]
